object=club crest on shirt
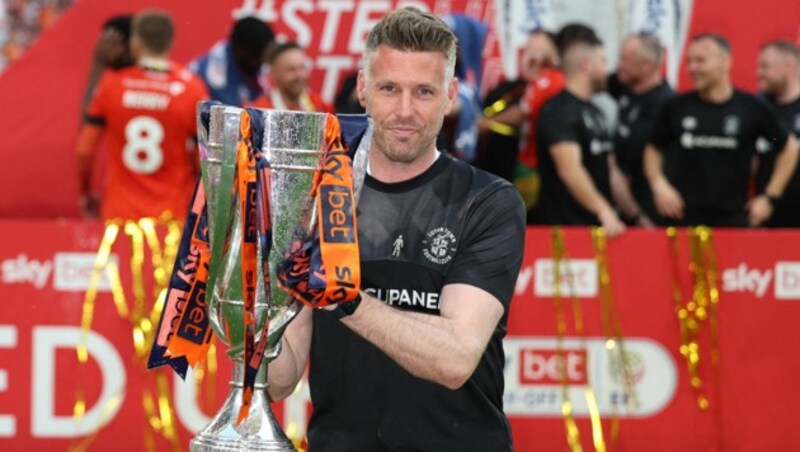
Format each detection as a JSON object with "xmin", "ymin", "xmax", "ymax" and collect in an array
[
  {"xmin": 626, "ymin": 105, "xmax": 641, "ymax": 123},
  {"xmin": 590, "ymin": 139, "xmax": 612, "ymax": 155},
  {"xmin": 422, "ymin": 227, "xmax": 457, "ymax": 265},
  {"xmin": 169, "ymin": 81, "xmax": 186, "ymax": 96},
  {"xmin": 756, "ymin": 137, "xmax": 771, "ymax": 154},
  {"xmin": 582, "ymin": 111, "xmax": 597, "ymax": 130},
  {"xmin": 723, "ymin": 115, "xmax": 740, "ymax": 136},
  {"xmin": 682, "ymin": 116, "xmax": 698, "ymax": 130}
]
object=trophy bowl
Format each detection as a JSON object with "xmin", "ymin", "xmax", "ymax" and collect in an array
[{"xmin": 190, "ymin": 105, "xmax": 330, "ymax": 452}]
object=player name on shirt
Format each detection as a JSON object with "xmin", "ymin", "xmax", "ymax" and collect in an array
[
  {"xmin": 122, "ymin": 77, "xmax": 186, "ymax": 93},
  {"xmin": 122, "ymin": 90, "xmax": 171, "ymax": 110}
]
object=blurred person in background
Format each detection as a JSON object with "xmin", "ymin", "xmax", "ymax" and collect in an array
[
  {"xmin": 439, "ymin": 13, "xmax": 487, "ymax": 163},
  {"xmin": 250, "ymin": 41, "xmax": 332, "ymax": 112},
  {"xmin": 476, "ymin": 29, "xmax": 559, "ymax": 183},
  {"xmin": 0, "ymin": 0, "xmax": 75, "ymax": 72},
  {"xmin": 334, "ymin": 70, "xmax": 366, "ymax": 114},
  {"xmin": 76, "ymin": 9, "xmax": 208, "ymax": 221},
  {"xmin": 477, "ymin": 24, "xmax": 601, "ymax": 223},
  {"xmin": 755, "ymin": 40, "xmax": 800, "ymax": 227},
  {"xmin": 534, "ymin": 29, "xmax": 643, "ymax": 237},
  {"xmin": 607, "ymin": 32, "xmax": 675, "ymax": 226},
  {"xmin": 190, "ymin": 16, "xmax": 274, "ymax": 106},
  {"xmin": 80, "ymin": 14, "xmax": 134, "ymax": 115},
  {"xmin": 645, "ymin": 34, "xmax": 798, "ymax": 227}
]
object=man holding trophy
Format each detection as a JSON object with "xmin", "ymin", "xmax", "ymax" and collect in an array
[
  {"xmin": 149, "ymin": 6, "xmax": 524, "ymax": 451},
  {"xmin": 268, "ymin": 7, "xmax": 525, "ymax": 451}
]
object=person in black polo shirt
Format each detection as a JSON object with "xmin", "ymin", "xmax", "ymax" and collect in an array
[
  {"xmin": 644, "ymin": 33, "xmax": 798, "ymax": 227},
  {"xmin": 608, "ymin": 32, "xmax": 675, "ymax": 226},
  {"xmin": 755, "ymin": 40, "xmax": 800, "ymax": 227},
  {"xmin": 267, "ymin": 7, "xmax": 525, "ymax": 451},
  {"xmin": 535, "ymin": 29, "xmax": 643, "ymax": 237}
]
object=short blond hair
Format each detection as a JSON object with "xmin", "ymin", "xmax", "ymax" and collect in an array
[{"xmin": 363, "ymin": 7, "xmax": 457, "ymax": 80}]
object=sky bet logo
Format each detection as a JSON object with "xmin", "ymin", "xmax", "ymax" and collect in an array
[
  {"xmin": 775, "ymin": 262, "xmax": 800, "ymax": 299},
  {"xmin": 320, "ymin": 185, "xmax": 355, "ymax": 244},
  {"xmin": 1, "ymin": 252, "xmax": 116, "ymax": 291},
  {"xmin": 721, "ymin": 262, "xmax": 800, "ymax": 300}
]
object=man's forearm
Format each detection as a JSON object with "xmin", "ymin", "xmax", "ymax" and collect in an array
[
  {"xmin": 643, "ymin": 144, "xmax": 665, "ymax": 188},
  {"xmin": 765, "ymin": 135, "xmax": 799, "ymax": 197},
  {"xmin": 76, "ymin": 124, "xmax": 103, "ymax": 196},
  {"xmin": 341, "ymin": 290, "xmax": 495, "ymax": 390},
  {"xmin": 267, "ymin": 308, "xmax": 312, "ymax": 401},
  {"xmin": 609, "ymin": 157, "xmax": 642, "ymax": 219},
  {"xmin": 559, "ymin": 164, "xmax": 615, "ymax": 216},
  {"xmin": 77, "ymin": 153, "xmax": 93, "ymax": 196}
]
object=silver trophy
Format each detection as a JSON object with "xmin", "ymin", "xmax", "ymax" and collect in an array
[{"xmin": 189, "ymin": 104, "xmax": 368, "ymax": 451}]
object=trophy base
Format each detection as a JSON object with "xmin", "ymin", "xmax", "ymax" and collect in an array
[{"xmin": 190, "ymin": 361, "xmax": 295, "ymax": 452}]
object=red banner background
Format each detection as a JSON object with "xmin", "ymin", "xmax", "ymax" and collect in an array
[{"xmin": 1, "ymin": 223, "xmax": 799, "ymax": 451}]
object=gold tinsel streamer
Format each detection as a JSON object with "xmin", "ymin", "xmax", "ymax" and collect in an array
[
  {"xmin": 551, "ymin": 228, "xmax": 606, "ymax": 452},
  {"xmin": 481, "ymin": 98, "xmax": 519, "ymax": 137},
  {"xmin": 71, "ymin": 218, "xmax": 215, "ymax": 451},
  {"xmin": 590, "ymin": 227, "xmax": 639, "ymax": 446},
  {"xmin": 667, "ymin": 227, "xmax": 720, "ymax": 412}
]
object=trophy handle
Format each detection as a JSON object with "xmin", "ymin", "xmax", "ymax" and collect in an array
[{"xmin": 264, "ymin": 299, "xmax": 304, "ymax": 359}]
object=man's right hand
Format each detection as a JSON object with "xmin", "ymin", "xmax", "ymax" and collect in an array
[
  {"xmin": 598, "ymin": 208, "xmax": 626, "ymax": 238},
  {"xmin": 79, "ymin": 194, "xmax": 100, "ymax": 219},
  {"xmin": 652, "ymin": 178, "xmax": 685, "ymax": 219}
]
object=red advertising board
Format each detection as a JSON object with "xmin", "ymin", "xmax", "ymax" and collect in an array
[
  {"xmin": 2, "ymin": 222, "xmax": 799, "ymax": 451},
  {"xmin": 2, "ymin": 0, "xmax": 799, "ymax": 219}
]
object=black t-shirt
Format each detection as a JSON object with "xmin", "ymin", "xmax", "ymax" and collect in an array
[
  {"xmin": 650, "ymin": 90, "xmax": 790, "ymax": 216},
  {"xmin": 756, "ymin": 95, "xmax": 800, "ymax": 227},
  {"xmin": 307, "ymin": 154, "xmax": 526, "ymax": 452},
  {"xmin": 608, "ymin": 75, "xmax": 675, "ymax": 222},
  {"xmin": 536, "ymin": 89, "xmax": 613, "ymax": 225},
  {"xmin": 475, "ymin": 78, "xmax": 527, "ymax": 182}
]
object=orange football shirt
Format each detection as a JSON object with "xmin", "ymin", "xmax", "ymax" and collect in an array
[{"xmin": 86, "ymin": 62, "xmax": 208, "ymax": 221}]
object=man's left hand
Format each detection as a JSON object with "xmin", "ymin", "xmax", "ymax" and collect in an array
[{"xmin": 747, "ymin": 195, "xmax": 773, "ymax": 227}]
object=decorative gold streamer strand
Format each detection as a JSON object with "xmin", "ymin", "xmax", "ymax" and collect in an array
[
  {"xmin": 699, "ymin": 228, "xmax": 723, "ymax": 445},
  {"xmin": 591, "ymin": 227, "xmax": 638, "ymax": 449},
  {"xmin": 74, "ymin": 222, "xmax": 120, "ymax": 421},
  {"xmin": 667, "ymin": 227, "xmax": 721, "ymax": 413},
  {"xmin": 688, "ymin": 228, "xmax": 710, "ymax": 409},
  {"xmin": 559, "ymin": 228, "xmax": 607, "ymax": 452},
  {"xmin": 73, "ymin": 218, "xmax": 189, "ymax": 450},
  {"xmin": 552, "ymin": 228, "xmax": 607, "ymax": 452},
  {"xmin": 551, "ymin": 228, "xmax": 582, "ymax": 452}
]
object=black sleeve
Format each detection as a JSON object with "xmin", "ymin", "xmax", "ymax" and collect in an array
[
  {"xmin": 648, "ymin": 97, "xmax": 674, "ymax": 150},
  {"xmin": 607, "ymin": 73, "xmax": 623, "ymax": 99},
  {"xmin": 83, "ymin": 114, "xmax": 106, "ymax": 126},
  {"xmin": 756, "ymin": 99, "xmax": 790, "ymax": 153},
  {"xmin": 445, "ymin": 181, "xmax": 526, "ymax": 308},
  {"xmin": 538, "ymin": 99, "xmax": 581, "ymax": 149}
]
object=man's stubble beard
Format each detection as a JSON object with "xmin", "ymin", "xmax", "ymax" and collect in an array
[{"xmin": 373, "ymin": 118, "xmax": 442, "ymax": 164}]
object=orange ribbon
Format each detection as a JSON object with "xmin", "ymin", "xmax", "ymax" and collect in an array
[
  {"xmin": 315, "ymin": 114, "xmax": 361, "ymax": 307},
  {"xmin": 235, "ymin": 110, "xmax": 260, "ymax": 425}
]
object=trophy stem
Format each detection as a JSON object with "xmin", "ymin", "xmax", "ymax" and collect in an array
[{"xmin": 190, "ymin": 360, "xmax": 295, "ymax": 452}]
